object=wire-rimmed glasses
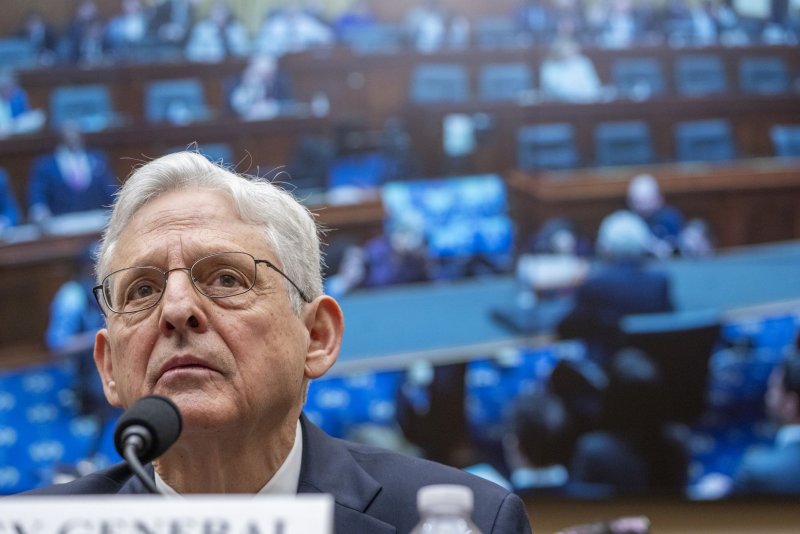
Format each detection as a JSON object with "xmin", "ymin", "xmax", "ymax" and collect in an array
[{"xmin": 93, "ymin": 251, "xmax": 311, "ymax": 315}]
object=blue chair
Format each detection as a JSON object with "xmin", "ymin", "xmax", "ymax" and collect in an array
[
  {"xmin": 50, "ymin": 84, "xmax": 116, "ymax": 132},
  {"xmin": 675, "ymin": 55, "xmax": 727, "ymax": 96},
  {"xmin": 478, "ymin": 63, "xmax": 533, "ymax": 102},
  {"xmin": 0, "ymin": 38, "xmax": 37, "ymax": 70},
  {"xmin": 517, "ymin": 123, "xmax": 578, "ymax": 170},
  {"xmin": 770, "ymin": 124, "xmax": 800, "ymax": 157},
  {"xmin": 675, "ymin": 118, "xmax": 735, "ymax": 163},
  {"xmin": 739, "ymin": 57, "xmax": 790, "ymax": 95},
  {"xmin": 594, "ymin": 120, "xmax": 654, "ymax": 167},
  {"xmin": 410, "ymin": 64, "xmax": 469, "ymax": 103},
  {"xmin": 145, "ymin": 78, "xmax": 209, "ymax": 124},
  {"xmin": 611, "ymin": 57, "xmax": 666, "ymax": 99},
  {"xmin": 341, "ymin": 24, "xmax": 404, "ymax": 54},
  {"xmin": 474, "ymin": 17, "xmax": 523, "ymax": 49}
]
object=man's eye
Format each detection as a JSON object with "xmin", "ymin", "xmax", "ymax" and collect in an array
[
  {"xmin": 129, "ymin": 282, "xmax": 157, "ymax": 301},
  {"xmin": 217, "ymin": 273, "xmax": 242, "ymax": 288}
]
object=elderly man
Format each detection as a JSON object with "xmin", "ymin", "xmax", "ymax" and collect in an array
[{"xmin": 23, "ymin": 152, "xmax": 531, "ymax": 533}]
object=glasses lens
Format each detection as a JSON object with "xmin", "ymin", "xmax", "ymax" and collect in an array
[
  {"xmin": 103, "ymin": 266, "xmax": 166, "ymax": 313},
  {"xmin": 192, "ymin": 252, "xmax": 256, "ymax": 298}
]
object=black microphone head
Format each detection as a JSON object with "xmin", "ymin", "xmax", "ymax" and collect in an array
[{"xmin": 114, "ymin": 395, "xmax": 183, "ymax": 463}]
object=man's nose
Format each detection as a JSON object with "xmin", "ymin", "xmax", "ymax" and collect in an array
[{"xmin": 158, "ymin": 268, "xmax": 206, "ymax": 333}]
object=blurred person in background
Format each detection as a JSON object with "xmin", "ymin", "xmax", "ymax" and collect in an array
[
  {"xmin": 149, "ymin": 0, "xmax": 200, "ymax": 46},
  {"xmin": 28, "ymin": 121, "xmax": 118, "ymax": 224},
  {"xmin": 16, "ymin": 9, "xmax": 59, "ymax": 65},
  {"xmin": 733, "ymin": 353, "xmax": 800, "ymax": 496},
  {"xmin": 0, "ymin": 167, "xmax": 21, "ymax": 237},
  {"xmin": 626, "ymin": 173, "xmax": 684, "ymax": 259},
  {"xmin": 255, "ymin": 1, "xmax": 334, "ymax": 56},
  {"xmin": 229, "ymin": 55, "xmax": 294, "ymax": 120},
  {"xmin": 503, "ymin": 389, "xmax": 578, "ymax": 497},
  {"xmin": 557, "ymin": 210, "xmax": 674, "ymax": 364},
  {"xmin": 106, "ymin": 0, "xmax": 149, "ymax": 56},
  {"xmin": 185, "ymin": 0, "xmax": 250, "ymax": 62},
  {"xmin": 46, "ymin": 242, "xmax": 106, "ymax": 416},
  {"xmin": 569, "ymin": 348, "xmax": 690, "ymax": 496},
  {"xmin": 60, "ymin": 0, "xmax": 108, "ymax": 66},
  {"xmin": 539, "ymin": 38, "xmax": 605, "ymax": 103},
  {"xmin": 0, "ymin": 69, "xmax": 32, "ymax": 136}
]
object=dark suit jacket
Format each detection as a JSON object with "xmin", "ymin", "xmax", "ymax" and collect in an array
[
  {"xmin": 23, "ymin": 415, "xmax": 532, "ymax": 533},
  {"xmin": 733, "ymin": 438, "xmax": 800, "ymax": 496},
  {"xmin": 557, "ymin": 259, "xmax": 673, "ymax": 361},
  {"xmin": 27, "ymin": 150, "xmax": 117, "ymax": 216}
]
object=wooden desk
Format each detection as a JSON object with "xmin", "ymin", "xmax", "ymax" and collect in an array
[
  {"xmin": 282, "ymin": 43, "xmax": 800, "ymax": 129},
  {"xmin": 507, "ymin": 158, "xmax": 800, "ymax": 248},
  {"xmin": 403, "ymin": 92, "xmax": 800, "ymax": 176}
]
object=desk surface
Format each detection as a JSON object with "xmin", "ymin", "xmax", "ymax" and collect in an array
[{"xmin": 334, "ymin": 240, "xmax": 800, "ymax": 374}]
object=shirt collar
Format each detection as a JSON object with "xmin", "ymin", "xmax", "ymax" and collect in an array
[{"xmin": 154, "ymin": 420, "xmax": 303, "ymax": 495}]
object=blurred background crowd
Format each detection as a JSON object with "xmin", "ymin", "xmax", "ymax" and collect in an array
[{"xmin": 1, "ymin": 0, "xmax": 800, "ymax": 507}]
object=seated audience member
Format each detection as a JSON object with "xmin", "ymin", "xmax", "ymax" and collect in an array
[
  {"xmin": 149, "ymin": 0, "xmax": 199, "ymax": 45},
  {"xmin": 539, "ymin": 38, "xmax": 605, "ymax": 103},
  {"xmin": 105, "ymin": 0, "xmax": 149, "ymax": 55},
  {"xmin": 255, "ymin": 2, "xmax": 334, "ymax": 56},
  {"xmin": 405, "ymin": 0, "xmax": 469, "ymax": 52},
  {"xmin": 514, "ymin": 0, "xmax": 558, "ymax": 45},
  {"xmin": 46, "ymin": 242, "xmax": 106, "ymax": 416},
  {"xmin": 362, "ymin": 218, "xmax": 431, "ymax": 288},
  {"xmin": 677, "ymin": 218, "xmax": 716, "ymax": 258},
  {"xmin": 333, "ymin": 0, "xmax": 377, "ymax": 38},
  {"xmin": 20, "ymin": 151, "xmax": 532, "ymax": 534},
  {"xmin": 404, "ymin": 0, "xmax": 448, "ymax": 52},
  {"xmin": 185, "ymin": 0, "xmax": 250, "ymax": 62},
  {"xmin": 28, "ymin": 122, "xmax": 118, "ymax": 224},
  {"xmin": 503, "ymin": 389, "xmax": 577, "ymax": 496},
  {"xmin": 323, "ymin": 238, "xmax": 367, "ymax": 299},
  {"xmin": 60, "ymin": 0, "xmax": 108, "ymax": 65},
  {"xmin": 627, "ymin": 173, "xmax": 684, "ymax": 258},
  {"xmin": 229, "ymin": 55, "xmax": 293, "ymax": 120},
  {"xmin": 516, "ymin": 217, "xmax": 591, "ymax": 299},
  {"xmin": 557, "ymin": 210, "xmax": 674, "ymax": 363},
  {"xmin": 16, "ymin": 9, "xmax": 59, "ymax": 65},
  {"xmin": 0, "ymin": 69, "xmax": 31, "ymax": 135},
  {"xmin": 597, "ymin": 0, "xmax": 640, "ymax": 48},
  {"xmin": 0, "ymin": 167, "xmax": 21, "ymax": 235},
  {"xmin": 570, "ymin": 348, "xmax": 690, "ymax": 495},
  {"xmin": 733, "ymin": 354, "xmax": 800, "ymax": 496}
]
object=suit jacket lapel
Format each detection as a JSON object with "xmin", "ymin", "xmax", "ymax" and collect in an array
[
  {"xmin": 117, "ymin": 464, "xmax": 155, "ymax": 495},
  {"xmin": 297, "ymin": 415, "xmax": 396, "ymax": 534}
]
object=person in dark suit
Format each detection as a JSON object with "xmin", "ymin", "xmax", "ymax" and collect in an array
[
  {"xmin": 0, "ymin": 167, "xmax": 21, "ymax": 234},
  {"xmin": 569, "ymin": 348, "xmax": 690, "ymax": 496},
  {"xmin": 733, "ymin": 354, "xmax": 800, "ymax": 496},
  {"xmin": 20, "ymin": 151, "xmax": 531, "ymax": 533},
  {"xmin": 27, "ymin": 121, "xmax": 118, "ymax": 223},
  {"xmin": 557, "ymin": 209, "xmax": 674, "ymax": 363}
]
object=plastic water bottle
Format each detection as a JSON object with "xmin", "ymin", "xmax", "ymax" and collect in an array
[{"xmin": 410, "ymin": 484, "xmax": 482, "ymax": 534}]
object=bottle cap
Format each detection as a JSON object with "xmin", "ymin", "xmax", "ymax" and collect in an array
[{"xmin": 417, "ymin": 484, "xmax": 474, "ymax": 514}]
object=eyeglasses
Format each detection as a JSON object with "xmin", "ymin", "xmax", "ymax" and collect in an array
[{"xmin": 93, "ymin": 251, "xmax": 311, "ymax": 315}]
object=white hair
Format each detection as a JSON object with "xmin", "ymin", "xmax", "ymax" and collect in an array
[
  {"xmin": 96, "ymin": 152, "xmax": 322, "ymax": 313},
  {"xmin": 596, "ymin": 210, "xmax": 651, "ymax": 259}
]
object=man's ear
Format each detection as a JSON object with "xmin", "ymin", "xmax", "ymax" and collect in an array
[
  {"xmin": 303, "ymin": 295, "xmax": 344, "ymax": 379},
  {"xmin": 94, "ymin": 328, "xmax": 123, "ymax": 407}
]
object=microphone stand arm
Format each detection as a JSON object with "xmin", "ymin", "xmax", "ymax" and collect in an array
[{"xmin": 122, "ymin": 434, "xmax": 161, "ymax": 494}]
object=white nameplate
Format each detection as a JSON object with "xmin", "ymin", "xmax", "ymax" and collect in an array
[{"xmin": 1, "ymin": 495, "xmax": 333, "ymax": 534}]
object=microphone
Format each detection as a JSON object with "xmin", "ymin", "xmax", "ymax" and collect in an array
[{"xmin": 114, "ymin": 395, "xmax": 183, "ymax": 494}]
